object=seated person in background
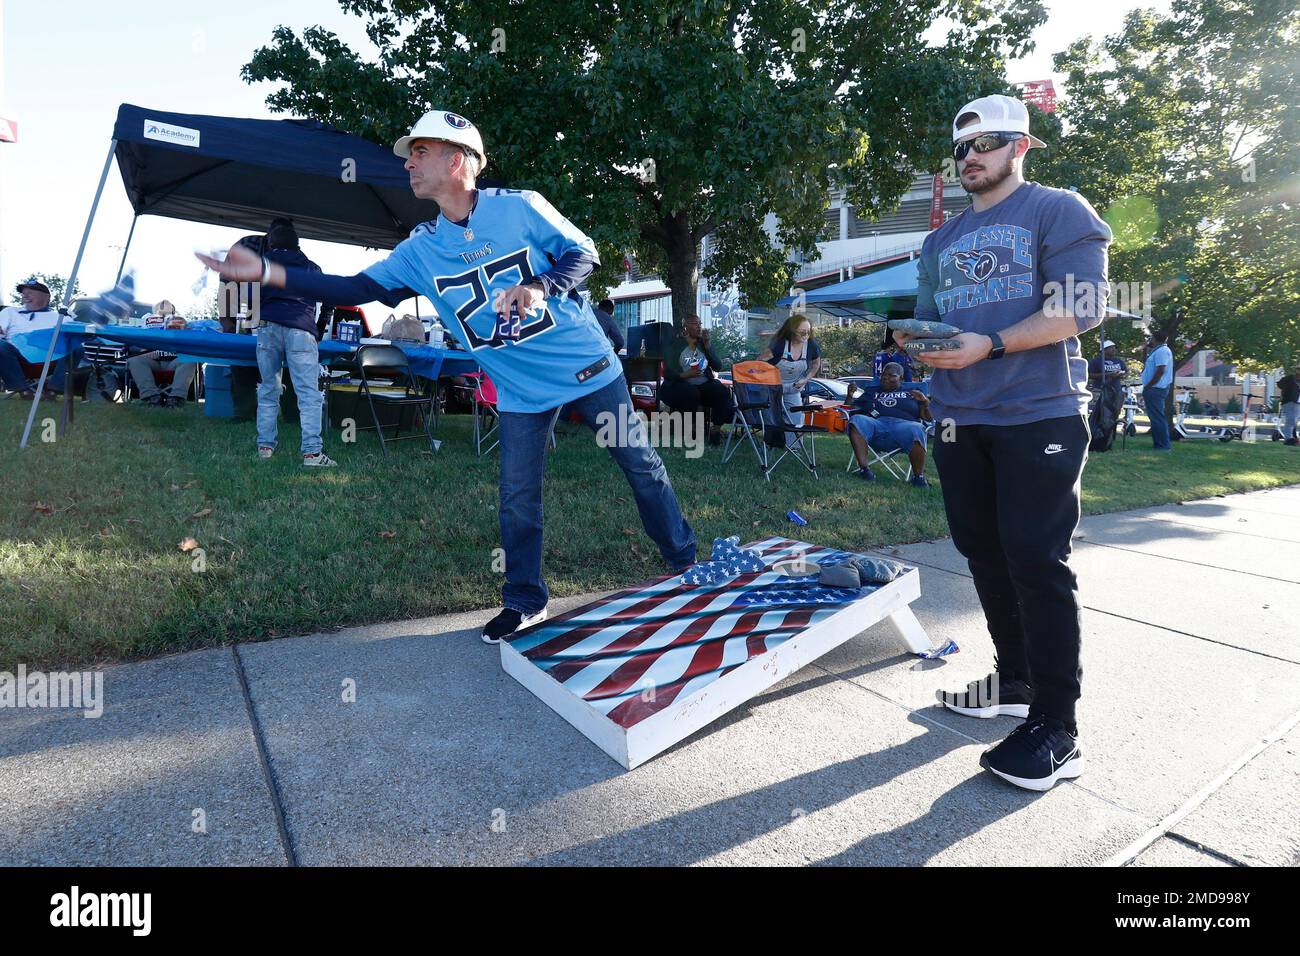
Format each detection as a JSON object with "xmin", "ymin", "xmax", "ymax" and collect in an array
[
  {"xmin": 0, "ymin": 279, "xmax": 75, "ymax": 398},
  {"xmin": 845, "ymin": 361, "xmax": 932, "ymax": 488},
  {"xmin": 127, "ymin": 308, "xmax": 198, "ymax": 408},
  {"xmin": 143, "ymin": 299, "xmax": 177, "ymax": 328},
  {"xmin": 659, "ymin": 313, "xmax": 732, "ymax": 446},
  {"xmin": 872, "ymin": 330, "xmax": 915, "ymax": 382}
]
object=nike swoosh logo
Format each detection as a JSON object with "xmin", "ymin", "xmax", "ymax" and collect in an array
[
  {"xmin": 1044, "ymin": 446, "xmax": 1066, "ymax": 455},
  {"xmin": 1050, "ymin": 748, "xmax": 1078, "ymax": 769}
]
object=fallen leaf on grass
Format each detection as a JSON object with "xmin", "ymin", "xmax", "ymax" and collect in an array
[
  {"xmin": 179, "ymin": 537, "xmax": 200, "ymax": 553},
  {"xmin": 182, "ymin": 480, "xmax": 198, "ymax": 489},
  {"xmin": 378, "ymin": 530, "xmax": 398, "ymax": 539},
  {"xmin": 32, "ymin": 502, "xmax": 54, "ymax": 516},
  {"xmin": 191, "ymin": 508, "xmax": 213, "ymax": 520},
  {"xmin": 621, "ymin": 528, "xmax": 636, "ymax": 536}
]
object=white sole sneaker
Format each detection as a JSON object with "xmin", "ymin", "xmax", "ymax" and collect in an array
[
  {"xmin": 257, "ymin": 447, "xmax": 274, "ymax": 460},
  {"xmin": 941, "ymin": 701, "xmax": 1031, "ymax": 719},
  {"xmin": 985, "ymin": 753, "xmax": 1085, "ymax": 792},
  {"xmin": 481, "ymin": 608, "xmax": 548, "ymax": 644},
  {"xmin": 302, "ymin": 453, "xmax": 338, "ymax": 468}
]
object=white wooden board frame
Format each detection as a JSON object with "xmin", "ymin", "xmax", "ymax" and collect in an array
[{"xmin": 500, "ymin": 540, "xmax": 934, "ymax": 770}]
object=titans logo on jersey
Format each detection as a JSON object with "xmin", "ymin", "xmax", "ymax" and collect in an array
[
  {"xmin": 363, "ymin": 188, "xmax": 620, "ymax": 413},
  {"xmin": 933, "ymin": 224, "xmax": 1035, "ymax": 316}
]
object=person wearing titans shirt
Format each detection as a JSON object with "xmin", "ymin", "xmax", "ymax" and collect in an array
[
  {"xmin": 198, "ymin": 110, "xmax": 695, "ymax": 643},
  {"xmin": 893, "ymin": 94, "xmax": 1112, "ymax": 792},
  {"xmin": 844, "ymin": 362, "xmax": 931, "ymax": 487}
]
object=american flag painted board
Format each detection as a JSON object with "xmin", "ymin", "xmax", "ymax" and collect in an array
[{"xmin": 500, "ymin": 538, "xmax": 931, "ymax": 769}]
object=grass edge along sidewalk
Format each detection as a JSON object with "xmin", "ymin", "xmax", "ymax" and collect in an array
[{"xmin": 2, "ymin": 402, "xmax": 1296, "ymax": 670}]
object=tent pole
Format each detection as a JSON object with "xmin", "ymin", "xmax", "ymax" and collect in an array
[
  {"xmin": 20, "ymin": 139, "xmax": 117, "ymax": 449},
  {"xmin": 114, "ymin": 214, "xmax": 138, "ymax": 283}
]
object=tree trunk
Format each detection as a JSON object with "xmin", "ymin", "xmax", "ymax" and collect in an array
[{"xmin": 664, "ymin": 212, "xmax": 698, "ymax": 333}]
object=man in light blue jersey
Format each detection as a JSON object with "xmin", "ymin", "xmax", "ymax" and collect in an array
[{"xmin": 199, "ymin": 110, "xmax": 696, "ymax": 642}]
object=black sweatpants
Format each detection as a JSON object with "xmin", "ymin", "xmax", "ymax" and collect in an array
[
  {"xmin": 932, "ymin": 414, "xmax": 1089, "ymax": 729},
  {"xmin": 659, "ymin": 378, "xmax": 734, "ymax": 428}
]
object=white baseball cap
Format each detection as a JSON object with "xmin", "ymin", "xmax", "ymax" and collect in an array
[
  {"xmin": 1102, "ymin": 340, "xmax": 1116, "ymax": 348},
  {"xmin": 953, "ymin": 94, "xmax": 1046, "ymax": 149},
  {"xmin": 393, "ymin": 110, "xmax": 488, "ymax": 169}
]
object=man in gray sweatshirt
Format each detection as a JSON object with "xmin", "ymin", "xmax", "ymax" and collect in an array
[{"xmin": 894, "ymin": 94, "xmax": 1112, "ymax": 791}]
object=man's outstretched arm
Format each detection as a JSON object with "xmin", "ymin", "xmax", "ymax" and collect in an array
[{"xmin": 196, "ymin": 245, "xmax": 416, "ymax": 308}]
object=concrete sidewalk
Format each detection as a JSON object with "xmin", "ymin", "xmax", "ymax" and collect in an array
[{"xmin": 3, "ymin": 487, "xmax": 1298, "ymax": 866}]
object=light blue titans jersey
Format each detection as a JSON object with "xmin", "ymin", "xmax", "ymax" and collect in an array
[{"xmin": 363, "ymin": 188, "xmax": 619, "ymax": 412}]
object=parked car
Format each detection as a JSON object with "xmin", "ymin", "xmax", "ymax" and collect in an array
[{"xmin": 801, "ymin": 377, "xmax": 850, "ymax": 405}]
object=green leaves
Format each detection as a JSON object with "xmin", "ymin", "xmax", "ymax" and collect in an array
[
  {"xmin": 1038, "ymin": 0, "xmax": 1299, "ymax": 370},
  {"xmin": 243, "ymin": 0, "xmax": 1043, "ymax": 325}
]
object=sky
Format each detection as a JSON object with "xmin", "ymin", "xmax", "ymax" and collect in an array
[{"xmin": 0, "ymin": 0, "xmax": 1170, "ymax": 313}]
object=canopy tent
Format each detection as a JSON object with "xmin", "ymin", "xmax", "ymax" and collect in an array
[
  {"xmin": 778, "ymin": 257, "xmax": 1145, "ymax": 323},
  {"xmin": 20, "ymin": 102, "xmax": 439, "ymax": 448},
  {"xmin": 778, "ymin": 259, "xmax": 921, "ymax": 320},
  {"xmin": 112, "ymin": 103, "xmax": 435, "ymax": 250}
]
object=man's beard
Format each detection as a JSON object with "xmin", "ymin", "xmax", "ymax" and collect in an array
[{"xmin": 961, "ymin": 152, "xmax": 1016, "ymax": 194}]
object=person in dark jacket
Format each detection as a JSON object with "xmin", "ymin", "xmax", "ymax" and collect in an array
[
  {"xmin": 1279, "ymin": 364, "xmax": 1299, "ymax": 445},
  {"xmin": 252, "ymin": 219, "xmax": 336, "ymax": 467},
  {"xmin": 594, "ymin": 298, "xmax": 626, "ymax": 353},
  {"xmin": 659, "ymin": 314, "xmax": 731, "ymax": 446}
]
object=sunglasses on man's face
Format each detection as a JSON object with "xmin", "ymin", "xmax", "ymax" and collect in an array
[{"xmin": 953, "ymin": 132, "xmax": 1024, "ymax": 161}]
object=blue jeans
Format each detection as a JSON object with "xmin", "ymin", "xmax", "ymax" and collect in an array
[
  {"xmin": 0, "ymin": 341, "xmax": 27, "ymax": 390},
  {"xmin": 850, "ymin": 414, "xmax": 926, "ymax": 453},
  {"xmin": 1143, "ymin": 385, "xmax": 1171, "ymax": 449},
  {"xmin": 256, "ymin": 323, "xmax": 324, "ymax": 455},
  {"xmin": 497, "ymin": 374, "xmax": 696, "ymax": 614},
  {"xmin": 0, "ymin": 340, "xmax": 81, "ymax": 392}
]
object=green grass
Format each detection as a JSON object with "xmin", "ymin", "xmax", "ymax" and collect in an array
[{"xmin": 2, "ymin": 400, "xmax": 1296, "ymax": 670}]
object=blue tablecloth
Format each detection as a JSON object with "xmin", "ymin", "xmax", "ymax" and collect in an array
[{"xmin": 13, "ymin": 321, "xmax": 478, "ymax": 381}]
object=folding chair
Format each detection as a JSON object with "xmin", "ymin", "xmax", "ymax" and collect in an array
[
  {"xmin": 355, "ymin": 344, "xmax": 440, "ymax": 457},
  {"xmin": 841, "ymin": 411, "xmax": 934, "ymax": 480},
  {"xmin": 721, "ymin": 360, "xmax": 773, "ymax": 469},
  {"xmin": 456, "ymin": 372, "xmax": 500, "ymax": 456},
  {"xmin": 723, "ymin": 360, "xmax": 826, "ymax": 481},
  {"xmin": 451, "ymin": 371, "xmax": 555, "ymax": 457}
]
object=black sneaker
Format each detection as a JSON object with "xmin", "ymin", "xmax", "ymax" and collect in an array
[
  {"xmin": 937, "ymin": 672, "xmax": 1033, "ymax": 718},
  {"xmin": 980, "ymin": 716, "xmax": 1084, "ymax": 791},
  {"xmin": 481, "ymin": 607, "xmax": 548, "ymax": 644},
  {"xmin": 857, "ymin": 466, "xmax": 876, "ymax": 481}
]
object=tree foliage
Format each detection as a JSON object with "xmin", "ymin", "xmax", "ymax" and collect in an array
[
  {"xmin": 243, "ymin": 0, "xmax": 1045, "ymax": 328},
  {"xmin": 1035, "ymin": 0, "xmax": 1299, "ymax": 373}
]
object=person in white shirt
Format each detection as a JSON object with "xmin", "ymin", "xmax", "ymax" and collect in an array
[
  {"xmin": 1141, "ymin": 329, "xmax": 1175, "ymax": 450},
  {"xmin": 127, "ymin": 301, "xmax": 198, "ymax": 407},
  {"xmin": 0, "ymin": 280, "xmax": 67, "ymax": 397}
]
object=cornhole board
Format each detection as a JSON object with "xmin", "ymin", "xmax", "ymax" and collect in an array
[{"xmin": 500, "ymin": 537, "xmax": 933, "ymax": 770}]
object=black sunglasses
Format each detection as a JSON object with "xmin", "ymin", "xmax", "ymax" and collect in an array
[{"xmin": 953, "ymin": 132, "xmax": 1025, "ymax": 161}]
